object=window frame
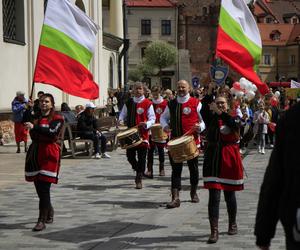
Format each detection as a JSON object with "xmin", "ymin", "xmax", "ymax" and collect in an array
[
  {"xmin": 141, "ymin": 19, "xmax": 151, "ymax": 36},
  {"xmin": 161, "ymin": 20, "xmax": 171, "ymax": 36},
  {"xmin": 263, "ymin": 54, "xmax": 272, "ymax": 65},
  {"xmin": 2, "ymin": 0, "xmax": 26, "ymax": 45}
]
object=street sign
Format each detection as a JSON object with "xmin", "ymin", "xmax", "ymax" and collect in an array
[
  {"xmin": 209, "ymin": 64, "xmax": 229, "ymax": 85},
  {"xmin": 192, "ymin": 76, "xmax": 200, "ymax": 88}
]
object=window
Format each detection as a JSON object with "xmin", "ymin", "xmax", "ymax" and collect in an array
[
  {"xmin": 2, "ymin": 0, "xmax": 25, "ymax": 45},
  {"xmin": 263, "ymin": 54, "xmax": 271, "ymax": 65},
  {"xmin": 141, "ymin": 47, "xmax": 146, "ymax": 58},
  {"xmin": 265, "ymin": 17, "xmax": 273, "ymax": 23},
  {"xmin": 289, "ymin": 55, "xmax": 296, "ymax": 65},
  {"xmin": 291, "ymin": 17, "xmax": 298, "ymax": 24},
  {"xmin": 202, "ymin": 7, "xmax": 208, "ymax": 16},
  {"xmin": 161, "ymin": 20, "xmax": 171, "ymax": 36},
  {"xmin": 141, "ymin": 19, "xmax": 151, "ymax": 35}
]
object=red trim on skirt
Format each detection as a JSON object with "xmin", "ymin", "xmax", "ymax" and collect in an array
[{"xmin": 14, "ymin": 122, "xmax": 28, "ymax": 143}]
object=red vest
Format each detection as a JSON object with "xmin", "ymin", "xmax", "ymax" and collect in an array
[{"xmin": 153, "ymin": 99, "xmax": 168, "ymax": 123}]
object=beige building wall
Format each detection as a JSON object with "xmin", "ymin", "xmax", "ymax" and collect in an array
[
  {"xmin": 127, "ymin": 7, "xmax": 178, "ymax": 89},
  {"xmin": 260, "ymin": 46, "xmax": 298, "ymax": 83},
  {"xmin": 0, "ymin": 0, "xmax": 123, "ymax": 112}
]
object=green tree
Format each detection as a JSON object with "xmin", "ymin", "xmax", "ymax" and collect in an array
[{"xmin": 144, "ymin": 41, "xmax": 177, "ymax": 79}]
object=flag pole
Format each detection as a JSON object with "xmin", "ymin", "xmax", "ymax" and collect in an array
[{"xmin": 30, "ymin": 81, "xmax": 35, "ymax": 100}]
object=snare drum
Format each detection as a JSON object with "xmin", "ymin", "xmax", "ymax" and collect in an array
[
  {"xmin": 167, "ymin": 135, "xmax": 199, "ymax": 163},
  {"xmin": 117, "ymin": 128, "xmax": 142, "ymax": 149},
  {"xmin": 150, "ymin": 124, "xmax": 168, "ymax": 142}
]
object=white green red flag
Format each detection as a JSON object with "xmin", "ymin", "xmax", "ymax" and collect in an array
[
  {"xmin": 33, "ymin": 0, "xmax": 99, "ymax": 99},
  {"xmin": 216, "ymin": 0, "xmax": 269, "ymax": 95}
]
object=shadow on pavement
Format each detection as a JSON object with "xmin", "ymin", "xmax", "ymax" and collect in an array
[
  {"xmin": 35, "ymin": 221, "xmax": 166, "ymax": 244},
  {"xmin": 90, "ymin": 200, "xmax": 163, "ymax": 209},
  {"xmin": 80, "ymin": 233, "xmax": 229, "ymax": 250},
  {"xmin": 60, "ymin": 184, "xmax": 132, "ymax": 191}
]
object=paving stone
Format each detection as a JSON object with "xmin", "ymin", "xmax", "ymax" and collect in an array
[{"xmin": 0, "ymin": 145, "xmax": 285, "ymax": 249}]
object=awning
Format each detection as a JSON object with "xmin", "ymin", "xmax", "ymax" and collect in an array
[{"xmin": 269, "ymin": 82, "xmax": 291, "ymax": 88}]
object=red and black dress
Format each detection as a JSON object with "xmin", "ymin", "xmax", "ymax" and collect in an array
[
  {"xmin": 25, "ymin": 113, "xmax": 64, "ymax": 184},
  {"xmin": 203, "ymin": 112, "xmax": 244, "ymax": 191}
]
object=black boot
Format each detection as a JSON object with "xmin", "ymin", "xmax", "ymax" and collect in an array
[
  {"xmin": 32, "ymin": 208, "xmax": 47, "ymax": 231},
  {"xmin": 135, "ymin": 172, "xmax": 143, "ymax": 189},
  {"xmin": 166, "ymin": 189, "xmax": 180, "ymax": 209},
  {"xmin": 190, "ymin": 185, "xmax": 199, "ymax": 203},
  {"xmin": 45, "ymin": 206, "xmax": 54, "ymax": 224},
  {"xmin": 207, "ymin": 218, "xmax": 219, "ymax": 244},
  {"xmin": 228, "ymin": 216, "xmax": 238, "ymax": 235},
  {"xmin": 159, "ymin": 163, "xmax": 165, "ymax": 176}
]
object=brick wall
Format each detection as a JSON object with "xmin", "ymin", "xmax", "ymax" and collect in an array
[{"xmin": 177, "ymin": 0, "xmax": 220, "ymax": 81}]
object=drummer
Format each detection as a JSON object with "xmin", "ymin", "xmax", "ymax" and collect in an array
[
  {"xmin": 118, "ymin": 82, "xmax": 156, "ymax": 189},
  {"xmin": 160, "ymin": 80, "xmax": 205, "ymax": 208},
  {"xmin": 145, "ymin": 86, "xmax": 168, "ymax": 178}
]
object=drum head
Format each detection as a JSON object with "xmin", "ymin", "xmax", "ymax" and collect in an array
[
  {"xmin": 168, "ymin": 135, "xmax": 193, "ymax": 146},
  {"xmin": 117, "ymin": 127, "xmax": 138, "ymax": 139},
  {"xmin": 151, "ymin": 123, "xmax": 162, "ymax": 128}
]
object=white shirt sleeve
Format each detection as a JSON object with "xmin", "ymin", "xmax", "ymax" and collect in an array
[
  {"xmin": 118, "ymin": 104, "xmax": 127, "ymax": 124},
  {"xmin": 160, "ymin": 106, "xmax": 170, "ymax": 129},
  {"xmin": 146, "ymin": 105, "xmax": 156, "ymax": 129},
  {"xmin": 197, "ymin": 102, "xmax": 206, "ymax": 132}
]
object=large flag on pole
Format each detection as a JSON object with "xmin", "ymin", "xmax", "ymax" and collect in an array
[
  {"xmin": 33, "ymin": 0, "xmax": 99, "ymax": 99},
  {"xmin": 216, "ymin": 0, "xmax": 269, "ymax": 95}
]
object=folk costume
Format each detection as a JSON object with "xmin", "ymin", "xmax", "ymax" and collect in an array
[
  {"xmin": 201, "ymin": 95, "xmax": 244, "ymax": 243},
  {"xmin": 119, "ymin": 95, "xmax": 155, "ymax": 189},
  {"xmin": 25, "ymin": 113, "xmax": 64, "ymax": 231},
  {"xmin": 160, "ymin": 93, "xmax": 205, "ymax": 208},
  {"xmin": 146, "ymin": 96, "xmax": 168, "ymax": 178}
]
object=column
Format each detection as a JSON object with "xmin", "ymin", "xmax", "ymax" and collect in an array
[{"xmin": 109, "ymin": 0, "xmax": 123, "ymax": 38}]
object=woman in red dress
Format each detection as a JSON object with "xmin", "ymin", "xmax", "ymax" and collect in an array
[
  {"xmin": 202, "ymin": 96, "xmax": 244, "ymax": 244},
  {"xmin": 24, "ymin": 94, "xmax": 64, "ymax": 231}
]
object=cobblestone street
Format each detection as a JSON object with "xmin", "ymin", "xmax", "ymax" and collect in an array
[{"xmin": 0, "ymin": 145, "xmax": 285, "ymax": 250}]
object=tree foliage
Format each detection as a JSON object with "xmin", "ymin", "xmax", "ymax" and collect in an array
[{"xmin": 144, "ymin": 41, "xmax": 177, "ymax": 72}]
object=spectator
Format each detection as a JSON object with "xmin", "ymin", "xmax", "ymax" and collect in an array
[
  {"xmin": 164, "ymin": 89, "xmax": 175, "ymax": 101},
  {"xmin": 107, "ymin": 91, "xmax": 119, "ymax": 117},
  {"xmin": 77, "ymin": 102, "xmax": 110, "ymax": 159},
  {"xmin": 255, "ymin": 102, "xmax": 300, "ymax": 250},
  {"xmin": 60, "ymin": 103, "xmax": 77, "ymax": 125},
  {"xmin": 11, "ymin": 91, "xmax": 29, "ymax": 153},
  {"xmin": 75, "ymin": 105, "xmax": 84, "ymax": 118}
]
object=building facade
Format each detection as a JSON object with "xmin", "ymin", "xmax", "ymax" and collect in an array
[
  {"xmin": 125, "ymin": 0, "xmax": 178, "ymax": 90},
  {"xmin": 254, "ymin": 0, "xmax": 300, "ymax": 83},
  {"xmin": 0, "ymin": 0, "xmax": 125, "ymax": 114}
]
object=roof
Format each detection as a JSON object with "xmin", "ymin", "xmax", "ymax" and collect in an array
[
  {"xmin": 254, "ymin": 0, "xmax": 300, "ymax": 23},
  {"xmin": 125, "ymin": 0, "xmax": 176, "ymax": 8},
  {"xmin": 258, "ymin": 23, "xmax": 300, "ymax": 46}
]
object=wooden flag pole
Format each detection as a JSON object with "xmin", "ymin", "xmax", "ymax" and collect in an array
[{"xmin": 30, "ymin": 81, "xmax": 35, "ymax": 100}]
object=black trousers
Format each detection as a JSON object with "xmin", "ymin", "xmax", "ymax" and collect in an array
[
  {"xmin": 126, "ymin": 147, "xmax": 148, "ymax": 174},
  {"xmin": 208, "ymin": 189, "xmax": 237, "ymax": 220},
  {"xmin": 169, "ymin": 155, "xmax": 199, "ymax": 190},
  {"xmin": 147, "ymin": 144, "xmax": 165, "ymax": 164},
  {"xmin": 286, "ymin": 238, "xmax": 300, "ymax": 250},
  {"xmin": 34, "ymin": 180, "xmax": 52, "ymax": 210},
  {"xmin": 81, "ymin": 132, "xmax": 107, "ymax": 154}
]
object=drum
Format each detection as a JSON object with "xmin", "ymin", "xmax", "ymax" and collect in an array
[
  {"xmin": 167, "ymin": 135, "xmax": 199, "ymax": 163},
  {"xmin": 150, "ymin": 124, "xmax": 168, "ymax": 142},
  {"xmin": 117, "ymin": 128, "xmax": 142, "ymax": 149}
]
